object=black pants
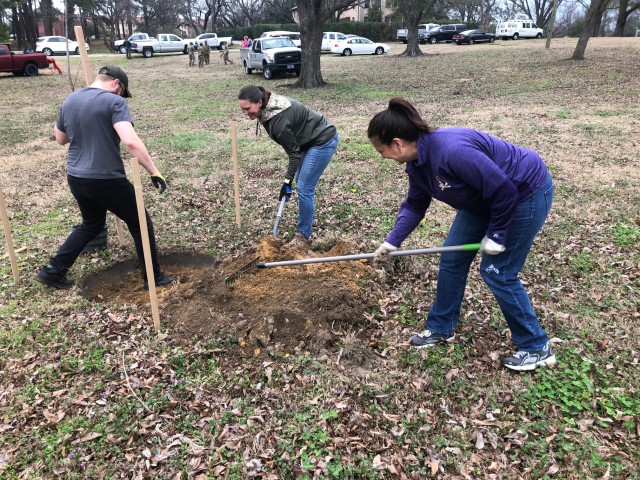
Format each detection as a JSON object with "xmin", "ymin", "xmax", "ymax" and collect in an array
[{"xmin": 49, "ymin": 175, "xmax": 160, "ymax": 280}]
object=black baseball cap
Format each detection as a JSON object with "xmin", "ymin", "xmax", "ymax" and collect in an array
[{"xmin": 98, "ymin": 65, "xmax": 131, "ymax": 98}]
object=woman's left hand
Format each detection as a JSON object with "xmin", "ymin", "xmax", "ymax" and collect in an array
[{"xmin": 480, "ymin": 236, "xmax": 505, "ymax": 255}]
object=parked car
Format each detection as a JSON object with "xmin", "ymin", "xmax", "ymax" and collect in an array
[
  {"xmin": 423, "ymin": 24, "xmax": 468, "ymax": 44},
  {"xmin": 321, "ymin": 32, "xmax": 347, "ymax": 51},
  {"xmin": 330, "ymin": 37, "xmax": 389, "ymax": 56},
  {"xmin": 453, "ymin": 30, "xmax": 496, "ymax": 45},
  {"xmin": 260, "ymin": 31, "xmax": 301, "ymax": 47},
  {"xmin": 35, "ymin": 36, "xmax": 89, "ymax": 55}
]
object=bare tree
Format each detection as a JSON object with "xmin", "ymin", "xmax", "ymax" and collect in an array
[
  {"xmin": 613, "ymin": 0, "xmax": 640, "ymax": 35},
  {"xmin": 294, "ymin": 0, "xmax": 361, "ymax": 87},
  {"xmin": 396, "ymin": 0, "xmax": 437, "ymax": 57},
  {"xmin": 509, "ymin": 0, "xmax": 563, "ymax": 30},
  {"xmin": 572, "ymin": 0, "xmax": 612, "ymax": 59}
]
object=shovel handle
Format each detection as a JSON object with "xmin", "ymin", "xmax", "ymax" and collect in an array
[
  {"xmin": 272, "ymin": 198, "xmax": 286, "ymax": 237},
  {"xmin": 257, "ymin": 243, "xmax": 481, "ymax": 268}
]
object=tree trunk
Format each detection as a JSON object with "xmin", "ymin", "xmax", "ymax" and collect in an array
[
  {"xmin": 613, "ymin": 0, "xmax": 640, "ymax": 36},
  {"xmin": 41, "ymin": 0, "xmax": 54, "ymax": 36},
  {"xmin": 294, "ymin": 9, "xmax": 325, "ymax": 88},
  {"xmin": 294, "ymin": 0, "xmax": 326, "ymax": 88},
  {"xmin": 400, "ymin": 13, "xmax": 423, "ymax": 57},
  {"xmin": 572, "ymin": 0, "xmax": 611, "ymax": 59},
  {"xmin": 545, "ymin": 0, "xmax": 559, "ymax": 49},
  {"xmin": 66, "ymin": 0, "xmax": 76, "ymax": 41}
]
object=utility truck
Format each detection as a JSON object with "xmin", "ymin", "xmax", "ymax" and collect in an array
[
  {"xmin": 240, "ymin": 36, "xmax": 301, "ymax": 80},
  {"xmin": 130, "ymin": 34, "xmax": 187, "ymax": 57}
]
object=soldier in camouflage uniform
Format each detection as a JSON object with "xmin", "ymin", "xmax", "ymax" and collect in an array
[
  {"xmin": 220, "ymin": 42, "xmax": 233, "ymax": 65},
  {"xmin": 197, "ymin": 42, "xmax": 205, "ymax": 68},
  {"xmin": 202, "ymin": 41, "xmax": 210, "ymax": 65},
  {"xmin": 188, "ymin": 42, "xmax": 195, "ymax": 67}
]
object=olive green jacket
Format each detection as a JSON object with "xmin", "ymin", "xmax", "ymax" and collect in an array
[{"xmin": 260, "ymin": 94, "xmax": 336, "ymax": 182}]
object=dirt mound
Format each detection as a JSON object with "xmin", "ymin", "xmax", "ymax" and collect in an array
[{"xmin": 81, "ymin": 238, "xmax": 380, "ymax": 355}]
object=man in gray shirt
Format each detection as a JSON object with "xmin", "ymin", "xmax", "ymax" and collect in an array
[{"xmin": 37, "ymin": 65, "xmax": 173, "ymax": 290}]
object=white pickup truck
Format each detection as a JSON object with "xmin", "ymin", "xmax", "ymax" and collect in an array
[
  {"xmin": 240, "ymin": 36, "xmax": 301, "ymax": 80},
  {"xmin": 183, "ymin": 33, "xmax": 233, "ymax": 50},
  {"xmin": 113, "ymin": 33, "xmax": 150, "ymax": 54},
  {"xmin": 130, "ymin": 34, "xmax": 187, "ymax": 57}
]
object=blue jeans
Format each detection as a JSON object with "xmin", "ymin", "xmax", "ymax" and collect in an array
[
  {"xmin": 294, "ymin": 132, "xmax": 339, "ymax": 238},
  {"xmin": 426, "ymin": 171, "xmax": 554, "ymax": 351}
]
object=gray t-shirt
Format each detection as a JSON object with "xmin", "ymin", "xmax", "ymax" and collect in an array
[{"xmin": 56, "ymin": 87, "xmax": 132, "ymax": 179}]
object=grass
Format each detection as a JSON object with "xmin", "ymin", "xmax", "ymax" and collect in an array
[{"xmin": 0, "ymin": 37, "xmax": 639, "ymax": 478}]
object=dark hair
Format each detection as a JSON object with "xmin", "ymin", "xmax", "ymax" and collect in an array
[
  {"xmin": 238, "ymin": 86, "xmax": 271, "ymax": 108},
  {"xmin": 367, "ymin": 97, "xmax": 432, "ymax": 145}
]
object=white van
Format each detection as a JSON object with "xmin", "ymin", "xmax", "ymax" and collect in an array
[
  {"xmin": 322, "ymin": 32, "xmax": 347, "ymax": 51},
  {"xmin": 260, "ymin": 31, "xmax": 301, "ymax": 47},
  {"xmin": 495, "ymin": 18, "xmax": 543, "ymax": 40}
]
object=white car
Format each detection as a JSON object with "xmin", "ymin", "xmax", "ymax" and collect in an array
[
  {"xmin": 35, "ymin": 36, "xmax": 89, "ymax": 55},
  {"xmin": 330, "ymin": 37, "xmax": 389, "ymax": 56}
]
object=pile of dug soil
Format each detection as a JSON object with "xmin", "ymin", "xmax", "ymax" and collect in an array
[{"xmin": 82, "ymin": 238, "xmax": 381, "ymax": 355}]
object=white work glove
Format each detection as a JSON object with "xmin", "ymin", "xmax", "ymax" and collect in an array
[
  {"xmin": 480, "ymin": 236, "xmax": 505, "ymax": 255},
  {"xmin": 373, "ymin": 241, "xmax": 398, "ymax": 262}
]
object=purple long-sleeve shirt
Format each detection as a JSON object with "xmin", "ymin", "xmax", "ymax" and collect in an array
[{"xmin": 386, "ymin": 128, "xmax": 548, "ymax": 247}]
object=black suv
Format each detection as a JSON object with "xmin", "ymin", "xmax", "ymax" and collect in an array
[{"xmin": 423, "ymin": 24, "xmax": 468, "ymax": 44}]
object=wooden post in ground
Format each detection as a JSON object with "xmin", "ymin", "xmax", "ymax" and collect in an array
[
  {"xmin": 129, "ymin": 158, "xmax": 160, "ymax": 332},
  {"xmin": 232, "ymin": 120, "xmax": 241, "ymax": 227},
  {"xmin": 0, "ymin": 181, "xmax": 20, "ymax": 284},
  {"xmin": 74, "ymin": 25, "xmax": 126, "ymax": 248}
]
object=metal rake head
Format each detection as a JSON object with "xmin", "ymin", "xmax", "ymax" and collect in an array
[{"xmin": 224, "ymin": 256, "xmax": 260, "ymax": 286}]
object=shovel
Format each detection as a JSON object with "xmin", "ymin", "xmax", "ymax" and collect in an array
[
  {"xmin": 225, "ymin": 243, "xmax": 481, "ymax": 285},
  {"xmin": 272, "ymin": 197, "xmax": 286, "ymax": 237}
]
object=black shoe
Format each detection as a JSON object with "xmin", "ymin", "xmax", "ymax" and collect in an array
[
  {"xmin": 37, "ymin": 265, "xmax": 74, "ymax": 289},
  {"xmin": 143, "ymin": 274, "xmax": 175, "ymax": 290}
]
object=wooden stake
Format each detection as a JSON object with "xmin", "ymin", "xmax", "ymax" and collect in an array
[
  {"xmin": 73, "ymin": 26, "xmax": 93, "ymax": 85},
  {"xmin": 231, "ymin": 120, "xmax": 241, "ymax": 227},
  {"xmin": 74, "ymin": 25, "xmax": 126, "ymax": 247},
  {"xmin": 129, "ymin": 158, "xmax": 160, "ymax": 332},
  {"xmin": 2, "ymin": 246, "xmax": 27, "ymax": 260},
  {"xmin": 0, "ymin": 181, "xmax": 20, "ymax": 284}
]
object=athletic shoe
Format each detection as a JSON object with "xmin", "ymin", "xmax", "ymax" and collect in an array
[
  {"xmin": 37, "ymin": 265, "xmax": 74, "ymax": 289},
  {"xmin": 143, "ymin": 274, "xmax": 175, "ymax": 290},
  {"xmin": 409, "ymin": 329, "xmax": 456, "ymax": 349},
  {"xmin": 503, "ymin": 341, "xmax": 556, "ymax": 371}
]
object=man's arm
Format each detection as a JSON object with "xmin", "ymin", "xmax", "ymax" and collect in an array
[
  {"xmin": 54, "ymin": 125, "xmax": 69, "ymax": 145},
  {"xmin": 113, "ymin": 121, "xmax": 160, "ymax": 175}
]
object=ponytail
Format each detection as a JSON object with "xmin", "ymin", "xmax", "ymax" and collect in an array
[{"xmin": 367, "ymin": 97, "xmax": 432, "ymax": 145}]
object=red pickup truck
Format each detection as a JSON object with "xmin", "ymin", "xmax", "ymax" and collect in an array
[{"xmin": 0, "ymin": 43, "xmax": 50, "ymax": 76}]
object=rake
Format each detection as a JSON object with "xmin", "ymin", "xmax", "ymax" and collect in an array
[{"xmin": 224, "ymin": 243, "xmax": 481, "ymax": 285}]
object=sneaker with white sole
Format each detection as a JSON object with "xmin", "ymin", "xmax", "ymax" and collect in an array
[
  {"xmin": 409, "ymin": 329, "xmax": 456, "ymax": 349},
  {"xmin": 503, "ymin": 341, "xmax": 556, "ymax": 371}
]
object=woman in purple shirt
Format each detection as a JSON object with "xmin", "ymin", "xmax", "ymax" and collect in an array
[{"xmin": 368, "ymin": 98, "xmax": 555, "ymax": 371}]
